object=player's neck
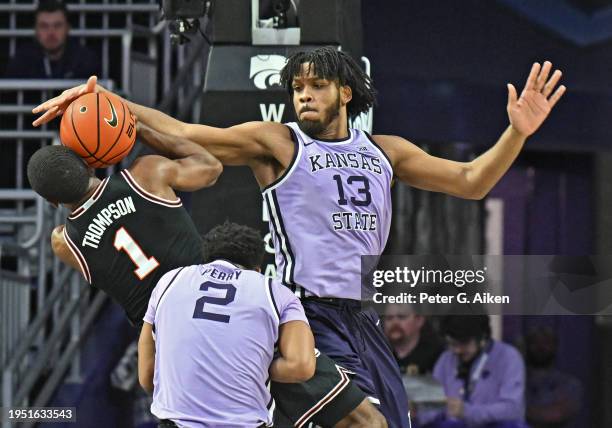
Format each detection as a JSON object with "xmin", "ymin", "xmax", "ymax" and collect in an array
[
  {"xmin": 314, "ymin": 119, "xmax": 349, "ymax": 141},
  {"xmin": 66, "ymin": 177, "xmax": 102, "ymax": 212},
  {"xmin": 393, "ymin": 333, "xmax": 421, "ymax": 359}
]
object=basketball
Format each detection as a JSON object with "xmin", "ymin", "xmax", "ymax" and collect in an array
[{"xmin": 59, "ymin": 92, "xmax": 136, "ymax": 168}]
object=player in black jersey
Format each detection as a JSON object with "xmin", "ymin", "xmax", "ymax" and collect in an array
[
  {"xmin": 27, "ymin": 125, "xmax": 384, "ymax": 427},
  {"xmin": 27, "ymin": 122, "xmax": 223, "ymax": 325}
]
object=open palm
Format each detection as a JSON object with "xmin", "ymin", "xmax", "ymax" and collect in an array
[
  {"xmin": 507, "ymin": 61, "xmax": 566, "ymax": 137},
  {"xmin": 32, "ymin": 76, "xmax": 99, "ymax": 127}
]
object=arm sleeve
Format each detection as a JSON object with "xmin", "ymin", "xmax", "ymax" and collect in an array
[
  {"xmin": 271, "ymin": 280, "xmax": 309, "ymax": 325},
  {"xmin": 463, "ymin": 347, "xmax": 526, "ymax": 425}
]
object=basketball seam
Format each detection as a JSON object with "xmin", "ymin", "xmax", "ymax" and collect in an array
[
  {"xmin": 70, "ymin": 100, "xmax": 108, "ymax": 166},
  {"xmin": 96, "ymin": 94, "xmax": 127, "ymax": 160},
  {"xmin": 104, "ymin": 137, "xmax": 135, "ymax": 163}
]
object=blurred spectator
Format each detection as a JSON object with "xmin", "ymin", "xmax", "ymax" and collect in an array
[
  {"xmin": 384, "ymin": 303, "xmax": 444, "ymax": 375},
  {"xmin": 525, "ymin": 327, "xmax": 582, "ymax": 428},
  {"xmin": 4, "ymin": 0, "xmax": 100, "ymax": 78},
  {"xmin": 419, "ymin": 315, "xmax": 528, "ymax": 428}
]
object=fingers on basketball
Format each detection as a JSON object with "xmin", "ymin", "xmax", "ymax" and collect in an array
[{"xmin": 59, "ymin": 92, "xmax": 136, "ymax": 168}]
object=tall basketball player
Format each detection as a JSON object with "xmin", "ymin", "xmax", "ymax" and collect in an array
[{"xmin": 33, "ymin": 47, "xmax": 566, "ymax": 427}]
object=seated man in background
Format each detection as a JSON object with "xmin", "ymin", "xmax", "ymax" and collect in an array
[
  {"xmin": 4, "ymin": 0, "xmax": 100, "ymax": 78},
  {"xmin": 384, "ymin": 303, "xmax": 444, "ymax": 376},
  {"xmin": 419, "ymin": 315, "xmax": 528, "ymax": 428},
  {"xmin": 525, "ymin": 326, "xmax": 582, "ymax": 428},
  {"xmin": 138, "ymin": 222, "xmax": 316, "ymax": 427}
]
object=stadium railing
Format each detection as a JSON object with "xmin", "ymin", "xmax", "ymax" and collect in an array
[
  {"xmin": 0, "ymin": 80, "xmax": 117, "ymax": 421},
  {"xmin": 0, "ymin": 0, "xmax": 160, "ymax": 89}
]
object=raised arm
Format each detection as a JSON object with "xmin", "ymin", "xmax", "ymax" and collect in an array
[
  {"xmin": 376, "ymin": 61, "xmax": 565, "ymax": 200},
  {"xmin": 134, "ymin": 121, "xmax": 222, "ymax": 192},
  {"xmin": 269, "ymin": 320, "xmax": 316, "ymax": 383},
  {"xmin": 32, "ymin": 76, "xmax": 291, "ymax": 166}
]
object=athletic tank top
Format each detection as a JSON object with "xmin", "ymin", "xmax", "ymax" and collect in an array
[
  {"xmin": 64, "ymin": 169, "xmax": 202, "ymax": 325},
  {"xmin": 262, "ymin": 122, "xmax": 393, "ymax": 300}
]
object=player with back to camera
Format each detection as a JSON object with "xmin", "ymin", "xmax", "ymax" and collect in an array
[
  {"xmin": 33, "ymin": 46, "xmax": 566, "ymax": 427},
  {"xmin": 29, "ymin": 122, "xmax": 386, "ymax": 427},
  {"xmin": 138, "ymin": 221, "xmax": 317, "ymax": 427}
]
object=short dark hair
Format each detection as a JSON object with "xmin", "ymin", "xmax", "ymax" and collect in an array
[
  {"xmin": 36, "ymin": 0, "xmax": 69, "ymax": 20},
  {"xmin": 280, "ymin": 46, "xmax": 377, "ymax": 119},
  {"xmin": 201, "ymin": 222, "xmax": 264, "ymax": 269},
  {"xmin": 441, "ymin": 315, "xmax": 491, "ymax": 342},
  {"xmin": 27, "ymin": 145, "xmax": 90, "ymax": 204}
]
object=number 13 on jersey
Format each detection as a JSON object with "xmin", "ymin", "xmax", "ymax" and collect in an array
[{"xmin": 114, "ymin": 227, "xmax": 160, "ymax": 279}]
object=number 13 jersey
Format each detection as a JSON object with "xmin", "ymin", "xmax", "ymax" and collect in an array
[
  {"xmin": 262, "ymin": 123, "xmax": 393, "ymax": 300},
  {"xmin": 64, "ymin": 169, "xmax": 202, "ymax": 325}
]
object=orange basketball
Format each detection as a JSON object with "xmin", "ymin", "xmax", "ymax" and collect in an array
[{"xmin": 59, "ymin": 92, "xmax": 136, "ymax": 168}]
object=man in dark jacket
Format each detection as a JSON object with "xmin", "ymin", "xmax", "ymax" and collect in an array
[{"xmin": 4, "ymin": 0, "xmax": 100, "ymax": 78}]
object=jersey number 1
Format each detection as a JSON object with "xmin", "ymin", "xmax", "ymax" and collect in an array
[{"xmin": 113, "ymin": 227, "xmax": 160, "ymax": 279}]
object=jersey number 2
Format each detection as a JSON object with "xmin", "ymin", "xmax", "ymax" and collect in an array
[
  {"xmin": 193, "ymin": 281, "xmax": 236, "ymax": 323},
  {"xmin": 113, "ymin": 227, "xmax": 160, "ymax": 279}
]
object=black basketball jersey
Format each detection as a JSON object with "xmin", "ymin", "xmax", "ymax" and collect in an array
[{"xmin": 64, "ymin": 169, "xmax": 202, "ymax": 325}]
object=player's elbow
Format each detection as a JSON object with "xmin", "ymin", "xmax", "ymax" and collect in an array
[
  {"xmin": 203, "ymin": 159, "xmax": 223, "ymax": 186},
  {"xmin": 466, "ymin": 187, "xmax": 487, "ymax": 200},
  {"xmin": 193, "ymin": 155, "xmax": 223, "ymax": 187},
  {"xmin": 291, "ymin": 352, "xmax": 316, "ymax": 382}
]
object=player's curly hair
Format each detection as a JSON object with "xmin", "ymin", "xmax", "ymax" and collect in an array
[
  {"xmin": 27, "ymin": 145, "xmax": 91, "ymax": 204},
  {"xmin": 280, "ymin": 46, "xmax": 377, "ymax": 119},
  {"xmin": 201, "ymin": 221, "xmax": 265, "ymax": 269}
]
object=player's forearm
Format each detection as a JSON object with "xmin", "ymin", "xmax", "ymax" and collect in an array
[
  {"xmin": 137, "ymin": 122, "xmax": 211, "ymax": 160},
  {"xmin": 466, "ymin": 125, "xmax": 526, "ymax": 199},
  {"xmin": 98, "ymin": 86, "xmax": 187, "ymax": 138}
]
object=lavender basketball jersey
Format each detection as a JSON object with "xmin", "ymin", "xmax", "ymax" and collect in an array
[
  {"xmin": 143, "ymin": 260, "xmax": 308, "ymax": 428},
  {"xmin": 262, "ymin": 123, "xmax": 393, "ymax": 300}
]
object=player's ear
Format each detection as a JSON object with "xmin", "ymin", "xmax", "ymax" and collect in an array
[{"xmin": 340, "ymin": 85, "xmax": 352, "ymax": 106}]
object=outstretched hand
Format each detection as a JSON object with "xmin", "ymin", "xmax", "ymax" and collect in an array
[
  {"xmin": 31, "ymin": 75, "xmax": 100, "ymax": 127},
  {"xmin": 507, "ymin": 61, "xmax": 566, "ymax": 138}
]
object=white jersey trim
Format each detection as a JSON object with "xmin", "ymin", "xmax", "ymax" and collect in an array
[
  {"xmin": 67, "ymin": 177, "xmax": 110, "ymax": 220},
  {"xmin": 261, "ymin": 125, "xmax": 304, "ymax": 194},
  {"xmin": 294, "ymin": 364, "xmax": 352, "ymax": 428},
  {"xmin": 362, "ymin": 130, "xmax": 394, "ymax": 176},
  {"xmin": 156, "ymin": 267, "xmax": 189, "ymax": 314},
  {"xmin": 264, "ymin": 277, "xmax": 280, "ymax": 325},
  {"xmin": 263, "ymin": 191, "xmax": 295, "ymax": 286},
  {"xmin": 120, "ymin": 170, "xmax": 182, "ymax": 208},
  {"xmin": 63, "ymin": 227, "xmax": 92, "ymax": 284}
]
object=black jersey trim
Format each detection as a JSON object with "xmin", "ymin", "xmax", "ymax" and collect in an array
[
  {"xmin": 63, "ymin": 227, "xmax": 92, "ymax": 283},
  {"xmin": 120, "ymin": 170, "xmax": 182, "ymax": 207},
  {"xmin": 68, "ymin": 177, "xmax": 110, "ymax": 220},
  {"xmin": 294, "ymin": 364, "xmax": 352, "ymax": 428},
  {"xmin": 271, "ymin": 190, "xmax": 296, "ymax": 285},
  {"xmin": 315, "ymin": 128, "xmax": 353, "ymax": 143},
  {"xmin": 263, "ymin": 192, "xmax": 294, "ymax": 292},
  {"xmin": 260, "ymin": 126, "xmax": 302, "ymax": 193},
  {"xmin": 264, "ymin": 190, "xmax": 297, "ymax": 290},
  {"xmin": 266, "ymin": 277, "xmax": 281, "ymax": 320},
  {"xmin": 363, "ymin": 131, "xmax": 394, "ymax": 173},
  {"xmin": 157, "ymin": 267, "xmax": 186, "ymax": 306}
]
